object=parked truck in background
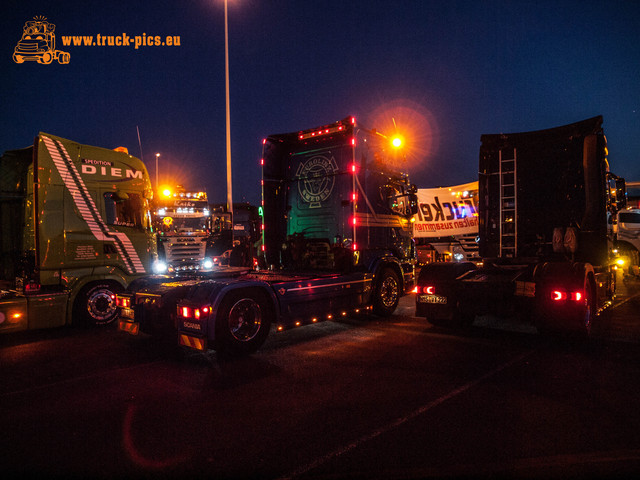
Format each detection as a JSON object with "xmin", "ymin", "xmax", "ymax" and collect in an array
[
  {"xmin": 154, "ymin": 186, "xmax": 212, "ymax": 274},
  {"xmin": 117, "ymin": 116, "xmax": 418, "ymax": 355},
  {"xmin": 614, "ymin": 181, "xmax": 640, "ymax": 277},
  {"xmin": 415, "ymin": 116, "xmax": 626, "ymax": 336},
  {"xmin": 0, "ymin": 133, "xmax": 157, "ymax": 333},
  {"xmin": 206, "ymin": 202, "xmax": 261, "ymax": 268}
]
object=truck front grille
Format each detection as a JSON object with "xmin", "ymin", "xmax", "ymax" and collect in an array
[{"xmin": 164, "ymin": 236, "xmax": 207, "ymax": 263}]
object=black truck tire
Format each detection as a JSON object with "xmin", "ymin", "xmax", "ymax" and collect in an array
[
  {"xmin": 372, "ymin": 268, "xmax": 400, "ymax": 317},
  {"xmin": 73, "ymin": 281, "xmax": 123, "ymax": 326},
  {"xmin": 215, "ymin": 289, "xmax": 273, "ymax": 356}
]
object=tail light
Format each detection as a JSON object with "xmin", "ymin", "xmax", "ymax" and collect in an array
[
  {"xmin": 550, "ymin": 290, "xmax": 583, "ymax": 302},
  {"xmin": 178, "ymin": 305, "xmax": 210, "ymax": 319},
  {"xmin": 115, "ymin": 295, "xmax": 131, "ymax": 308},
  {"xmin": 24, "ymin": 282, "xmax": 41, "ymax": 293}
]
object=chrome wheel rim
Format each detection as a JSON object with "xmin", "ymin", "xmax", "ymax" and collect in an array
[{"xmin": 228, "ymin": 298, "xmax": 262, "ymax": 342}]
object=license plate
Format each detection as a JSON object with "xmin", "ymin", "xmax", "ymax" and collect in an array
[
  {"xmin": 120, "ymin": 307, "xmax": 134, "ymax": 320},
  {"xmin": 418, "ymin": 294, "xmax": 447, "ymax": 304}
]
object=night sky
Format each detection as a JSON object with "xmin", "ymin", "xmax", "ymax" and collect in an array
[{"xmin": 2, "ymin": 0, "xmax": 639, "ymax": 206}]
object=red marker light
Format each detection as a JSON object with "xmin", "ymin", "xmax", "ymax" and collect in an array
[
  {"xmin": 551, "ymin": 290, "xmax": 566, "ymax": 301},
  {"xmin": 116, "ymin": 296, "xmax": 130, "ymax": 308},
  {"xmin": 425, "ymin": 286, "xmax": 435, "ymax": 295}
]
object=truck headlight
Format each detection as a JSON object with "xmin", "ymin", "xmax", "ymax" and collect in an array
[
  {"xmin": 152, "ymin": 260, "xmax": 168, "ymax": 274},
  {"xmin": 202, "ymin": 258, "xmax": 214, "ymax": 270}
]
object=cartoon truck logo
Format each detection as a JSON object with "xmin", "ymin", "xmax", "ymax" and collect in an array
[{"xmin": 13, "ymin": 16, "xmax": 70, "ymax": 64}]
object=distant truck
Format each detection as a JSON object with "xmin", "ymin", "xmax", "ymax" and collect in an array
[
  {"xmin": 154, "ymin": 186, "xmax": 212, "ymax": 273},
  {"xmin": 613, "ymin": 181, "xmax": 640, "ymax": 276},
  {"xmin": 206, "ymin": 202, "xmax": 261, "ymax": 268},
  {"xmin": 13, "ymin": 17, "xmax": 70, "ymax": 65},
  {"xmin": 117, "ymin": 116, "xmax": 418, "ymax": 355},
  {"xmin": 416, "ymin": 116, "xmax": 626, "ymax": 336},
  {"xmin": 615, "ymin": 210, "xmax": 640, "ymax": 276},
  {"xmin": 0, "ymin": 133, "xmax": 157, "ymax": 333}
]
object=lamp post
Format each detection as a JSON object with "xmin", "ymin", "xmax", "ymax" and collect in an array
[
  {"xmin": 224, "ymin": 0, "xmax": 233, "ymax": 218},
  {"xmin": 155, "ymin": 153, "xmax": 160, "ymax": 192}
]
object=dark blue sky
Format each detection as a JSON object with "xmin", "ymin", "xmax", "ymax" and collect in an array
[{"xmin": 3, "ymin": 0, "xmax": 639, "ymax": 206}]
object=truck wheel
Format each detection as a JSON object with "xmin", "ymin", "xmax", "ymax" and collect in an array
[
  {"xmin": 57, "ymin": 52, "xmax": 70, "ymax": 64},
  {"xmin": 373, "ymin": 268, "xmax": 400, "ymax": 317},
  {"xmin": 215, "ymin": 290, "xmax": 272, "ymax": 356},
  {"xmin": 73, "ymin": 281, "xmax": 123, "ymax": 326},
  {"xmin": 38, "ymin": 52, "xmax": 53, "ymax": 64}
]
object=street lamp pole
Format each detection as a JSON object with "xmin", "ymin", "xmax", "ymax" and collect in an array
[
  {"xmin": 155, "ymin": 153, "xmax": 160, "ymax": 192},
  {"xmin": 224, "ymin": 0, "xmax": 233, "ymax": 218}
]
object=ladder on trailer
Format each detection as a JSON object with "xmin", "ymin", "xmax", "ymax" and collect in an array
[{"xmin": 499, "ymin": 148, "xmax": 517, "ymax": 257}]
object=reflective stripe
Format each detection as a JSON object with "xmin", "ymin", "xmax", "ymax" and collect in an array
[
  {"xmin": 355, "ymin": 212, "xmax": 409, "ymax": 228},
  {"xmin": 118, "ymin": 320, "xmax": 139, "ymax": 335},
  {"xmin": 179, "ymin": 334, "xmax": 206, "ymax": 351},
  {"xmin": 41, "ymin": 136, "xmax": 146, "ymax": 274},
  {"xmin": 285, "ymin": 278, "xmax": 371, "ymax": 293}
]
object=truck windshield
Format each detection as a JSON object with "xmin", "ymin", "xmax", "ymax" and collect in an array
[
  {"xmin": 158, "ymin": 215, "xmax": 209, "ymax": 233},
  {"xmin": 619, "ymin": 212, "xmax": 640, "ymax": 225}
]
